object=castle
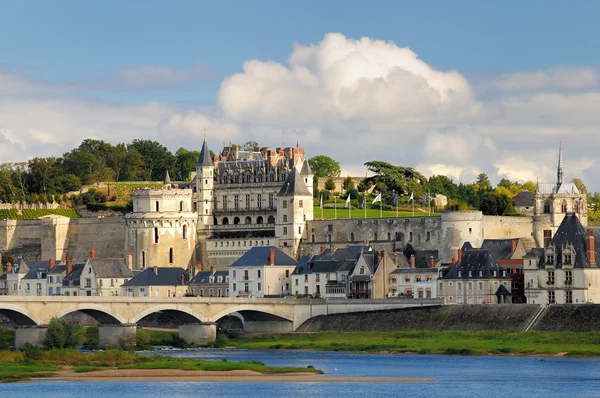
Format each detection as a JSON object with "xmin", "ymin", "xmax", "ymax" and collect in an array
[{"xmin": 0, "ymin": 145, "xmax": 585, "ymax": 272}]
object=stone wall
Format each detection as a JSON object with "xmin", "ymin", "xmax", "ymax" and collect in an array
[
  {"xmin": 483, "ymin": 215, "xmax": 535, "ymax": 248},
  {"xmin": 532, "ymin": 304, "xmax": 600, "ymax": 332},
  {"xmin": 297, "ymin": 304, "xmax": 541, "ymax": 332}
]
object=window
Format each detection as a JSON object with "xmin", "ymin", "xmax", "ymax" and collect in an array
[
  {"xmin": 49, "ymin": 276, "xmax": 53, "ymax": 283},
  {"xmin": 457, "ymin": 282, "xmax": 462, "ymax": 292},
  {"xmin": 110, "ymin": 279, "xmax": 114, "ymax": 287},
  {"xmin": 155, "ymin": 201, "xmax": 159, "ymax": 212},
  {"xmin": 244, "ymin": 270, "xmax": 249, "ymax": 280},
  {"xmin": 299, "ymin": 200, "xmax": 303, "ymax": 208},
  {"xmin": 304, "ymin": 286, "xmax": 309, "ymax": 295},
  {"xmin": 374, "ymin": 233, "xmax": 378, "ymax": 241},
  {"xmin": 244, "ymin": 283, "xmax": 249, "ymax": 293},
  {"xmin": 283, "ymin": 215, "xmax": 288, "ymax": 222},
  {"xmin": 565, "ymin": 270, "xmax": 573, "ymax": 285},
  {"xmin": 544, "ymin": 201, "xmax": 551, "ymax": 214},
  {"xmin": 269, "ymin": 194, "xmax": 274, "ymax": 209},
  {"xmin": 298, "ymin": 226, "xmax": 301, "ymax": 235},
  {"xmin": 232, "ymin": 270, "xmax": 236, "ymax": 279},
  {"xmin": 85, "ymin": 279, "xmax": 91, "ymax": 288},
  {"xmin": 282, "ymin": 200, "xmax": 287, "ymax": 209},
  {"xmin": 233, "ymin": 283, "xmax": 236, "ymax": 291},
  {"xmin": 183, "ymin": 225, "xmax": 187, "ymax": 239},
  {"xmin": 468, "ymin": 282, "xmax": 472, "ymax": 291},
  {"xmin": 295, "ymin": 279, "xmax": 299, "ymax": 286},
  {"xmin": 548, "ymin": 291, "xmax": 555, "ymax": 304},
  {"xmin": 409, "ymin": 232, "xmax": 413, "ymax": 242},
  {"xmin": 48, "ymin": 287, "xmax": 53, "ymax": 295},
  {"xmin": 234, "ymin": 194, "xmax": 239, "ymax": 210},
  {"xmin": 258, "ymin": 283, "xmax": 262, "ymax": 291},
  {"xmin": 56, "ymin": 287, "xmax": 60, "ymax": 295},
  {"xmin": 359, "ymin": 266, "xmax": 365, "ymax": 275},
  {"xmin": 246, "ymin": 194, "xmax": 251, "ymax": 209},
  {"xmin": 351, "ymin": 233, "xmax": 355, "ymax": 241},
  {"xmin": 179, "ymin": 201, "xmax": 183, "ymax": 212},
  {"xmin": 285, "ymin": 270, "xmax": 290, "ymax": 278},
  {"xmin": 426, "ymin": 231, "xmax": 430, "ymax": 241},
  {"xmin": 405, "ymin": 277, "xmax": 410, "ymax": 283},
  {"xmin": 283, "ymin": 227, "xmax": 288, "ymax": 235},
  {"xmin": 209, "ymin": 288, "xmax": 214, "ymax": 297},
  {"xmin": 457, "ymin": 296, "xmax": 463, "ymax": 304},
  {"xmin": 574, "ymin": 201, "xmax": 580, "ymax": 213},
  {"xmin": 561, "ymin": 200, "xmax": 567, "ymax": 213},
  {"xmin": 478, "ymin": 282, "xmax": 483, "ymax": 290},
  {"xmin": 544, "ymin": 230, "xmax": 552, "ymax": 248},
  {"xmin": 565, "ymin": 290, "xmax": 573, "ymax": 304},
  {"xmin": 564, "ymin": 253, "xmax": 572, "ymax": 265},
  {"xmin": 154, "ymin": 227, "xmax": 159, "ymax": 243},
  {"xmin": 222, "ymin": 195, "xmax": 228, "ymax": 210},
  {"xmin": 547, "ymin": 271, "xmax": 555, "ymax": 285},
  {"xmin": 169, "ymin": 248, "xmax": 174, "ymax": 264},
  {"xmin": 257, "ymin": 194, "xmax": 262, "ymax": 209},
  {"xmin": 257, "ymin": 270, "xmax": 261, "ymax": 278},
  {"xmin": 316, "ymin": 274, "xmax": 320, "ymax": 282}
]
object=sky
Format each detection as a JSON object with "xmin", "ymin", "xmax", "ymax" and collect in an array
[{"xmin": 2, "ymin": 0, "xmax": 600, "ymax": 189}]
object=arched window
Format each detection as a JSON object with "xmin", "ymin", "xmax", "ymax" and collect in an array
[
  {"xmin": 351, "ymin": 233, "xmax": 355, "ymax": 241},
  {"xmin": 328, "ymin": 234, "xmax": 332, "ymax": 243},
  {"xmin": 183, "ymin": 225, "xmax": 187, "ymax": 240},
  {"xmin": 154, "ymin": 227, "xmax": 159, "ymax": 243},
  {"xmin": 169, "ymin": 248, "xmax": 174, "ymax": 264},
  {"xmin": 387, "ymin": 232, "xmax": 391, "ymax": 241},
  {"xmin": 409, "ymin": 232, "xmax": 413, "ymax": 242},
  {"xmin": 155, "ymin": 201, "xmax": 160, "ymax": 212},
  {"xmin": 257, "ymin": 216, "xmax": 264, "ymax": 224},
  {"xmin": 222, "ymin": 217, "xmax": 229, "ymax": 225},
  {"xmin": 268, "ymin": 215, "xmax": 275, "ymax": 224},
  {"xmin": 312, "ymin": 234, "xmax": 315, "ymax": 243},
  {"xmin": 544, "ymin": 201, "xmax": 551, "ymax": 214},
  {"xmin": 213, "ymin": 217, "xmax": 218, "ymax": 225},
  {"xmin": 233, "ymin": 216, "xmax": 240, "ymax": 225},
  {"xmin": 426, "ymin": 231, "xmax": 431, "ymax": 241},
  {"xmin": 179, "ymin": 201, "xmax": 183, "ymax": 212},
  {"xmin": 245, "ymin": 216, "xmax": 252, "ymax": 224},
  {"xmin": 574, "ymin": 201, "xmax": 580, "ymax": 213},
  {"xmin": 141, "ymin": 251, "xmax": 146, "ymax": 268},
  {"xmin": 561, "ymin": 200, "xmax": 567, "ymax": 213}
]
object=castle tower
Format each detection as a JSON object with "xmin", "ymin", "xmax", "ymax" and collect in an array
[
  {"xmin": 276, "ymin": 166, "xmax": 313, "ymax": 258},
  {"xmin": 299, "ymin": 159, "xmax": 314, "ymax": 198},
  {"xmin": 125, "ymin": 187, "xmax": 197, "ymax": 270},
  {"xmin": 195, "ymin": 139, "xmax": 214, "ymax": 229}
]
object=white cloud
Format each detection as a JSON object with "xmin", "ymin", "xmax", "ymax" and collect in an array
[{"xmin": 3, "ymin": 33, "xmax": 600, "ymax": 191}]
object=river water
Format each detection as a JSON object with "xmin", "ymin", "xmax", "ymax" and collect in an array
[{"xmin": 1, "ymin": 348, "xmax": 599, "ymax": 397}]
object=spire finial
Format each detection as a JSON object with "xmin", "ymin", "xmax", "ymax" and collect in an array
[{"xmin": 557, "ymin": 141, "xmax": 564, "ymax": 186}]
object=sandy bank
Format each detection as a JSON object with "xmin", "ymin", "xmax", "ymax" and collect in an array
[{"xmin": 45, "ymin": 368, "xmax": 433, "ymax": 383}]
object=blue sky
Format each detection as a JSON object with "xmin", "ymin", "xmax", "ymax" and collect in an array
[{"xmin": 2, "ymin": 1, "xmax": 600, "ymax": 189}]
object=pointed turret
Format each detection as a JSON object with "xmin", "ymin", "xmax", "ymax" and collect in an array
[
  {"xmin": 557, "ymin": 142, "xmax": 564, "ymax": 187},
  {"xmin": 164, "ymin": 170, "xmax": 171, "ymax": 185},
  {"xmin": 299, "ymin": 159, "xmax": 313, "ymax": 176},
  {"xmin": 197, "ymin": 139, "xmax": 213, "ymax": 166},
  {"xmin": 277, "ymin": 167, "xmax": 312, "ymax": 197}
]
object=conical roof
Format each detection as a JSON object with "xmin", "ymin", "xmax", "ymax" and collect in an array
[
  {"xmin": 277, "ymin": 167, "xmax": 312, "ymax": 197},
  {"xmin": 197, "ymin": 139, "xmax": 213, "ymax": 166},
  {"xmin": 164, "ymin": 170, "xmax": 171, "ymax": 185},
  {"xmin": 300, "ymin": 159, "xmax": 313, "ymax": 176}
]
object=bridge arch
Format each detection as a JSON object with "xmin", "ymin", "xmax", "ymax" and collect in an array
[
  {"xmin": 0, "ymin": 304, "xmax": 41, "ymax": 326},
  {"xmin": 210, "ymin": 305, "xmax": 293, "ymax": 324},
  {"xmin": 55, "ymin": 304, "xmax": 127, "ymax": 325},
  {"xmin": 131, "ymin": 305, "xmax": 207, "ymax": 324}
]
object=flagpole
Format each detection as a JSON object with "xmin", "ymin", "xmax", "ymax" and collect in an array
[
  {"xmin": 395, "ymin": 190, "xmax": 398, "ymax": 218},
  {"xmin": 429, "ymin": 191, "xmax": 431, "ymax": 216},
  {"xmin": 411, "ymin": 192, "xmax": 414, "ymax": 217},
  {"xmin": 380, "ymin": 191, "xmax": 383, "ymax": 218},
  {"xmin": 348, "ymin": 199, "xmax": 351, "ymax": 219},
  {"xmin": 334, "ymin": 196, "xmax": 337, "ymax": 219},
  {"xmin": 364, "ymin": 195, "xmax": 366, "ymax": 219}
]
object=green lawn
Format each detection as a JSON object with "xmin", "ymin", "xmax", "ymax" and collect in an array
[
  {"xmin": 218, "ymin": 330, "xmax": 600, "ymax": 357},
  {"xmin": 314, "ymin": 207, "xmax": 438, "ymax": 219}
]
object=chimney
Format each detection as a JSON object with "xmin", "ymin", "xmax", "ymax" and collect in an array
[
  {"xmin": 89, "ymin": 249, "xmax": 96, "ymax": 259},
  {"xmin": 430, "ymin": 256, "xmax": 435, "ymax": 268},
  {"xmin": 126, "ymin": 253, "xmax": 133, "ymax": 270},
  {"xmin": 6, "ymin": 262, "xmax": 12, "ymax": 274},
  {"xmin": 377, "ymin": 251, "xmax": 382, "ymax": 264},
  {"xmin": 451, "ymin": 257, "xmax": 456, "ymax": 264},
  {"xmin": 66, "ymin": 258, "xmax": 73, "ymax": 275},
  {"xmin": 320, "ymin": 245, "xmax": 327, "ymax": 254},
  {"xmin": 269, "ymin": 248, "xmax": 275, "ymax": 265},
  {"xmin": 210, "ymin": 264, "xmax": 216, "ymax": 275},
  {"xmin": 153, "ymin": 266, "xmax": 158, "ymax": 275},
  {"xmin": 511, "ymin": 239, "xmax": 517, "ymax": 255},
  {"xmin": 410, "ymin": 255, "xmax": 415, "ymax": 269},
  {"xmin": 587, "ymin": 229, "xmax": 596, "ymax": 265},
  {"xmin": 49, "ymin": 258, "xmax": 55, "ymax": 270},
  {"xmin": 196, "ymin": 262, "xmax": 202, "ymax": 272},
  {"xmin": 180, "ymin": 273, "xmax": 185, "ymax": 285},
  {"xmin": 457, "ymin": 248, "xmax": 462, "ymax": 263}
]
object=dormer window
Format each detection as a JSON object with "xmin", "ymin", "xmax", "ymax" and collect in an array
[
  {"xmin": 546, "ymin": 254, "xmax": 554, "ymax": 266},
  {"xmin": 458, "ymin": 270, "xmax": 462, "ymax": 277},
  {"xmin": 493, "ymin": 270, "xmax": 497, "ymax": 277},
  {"xmin": 359, "ymin": 267, "xmax": 365, "ymax": 275},
  {"xmin": 468, "ymin": 270, "xmax": 472, "ymax": 278},
  {"xmin": 478, "ymin": 270, "xmax": 483, "ymax": 277}
]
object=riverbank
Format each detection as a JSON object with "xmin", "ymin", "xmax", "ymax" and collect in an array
[
  {"xmin": 217, "ymin": 330, "xmax": 600, "ymax": 357},
  {"xmin": 0, "ymin": 348, "xmax": 323, "ymax": 382}
]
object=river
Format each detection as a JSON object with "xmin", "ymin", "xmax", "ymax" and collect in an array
[{"xmin": 1, "ymin": 349, "xmax": 599, "ymax": 397}]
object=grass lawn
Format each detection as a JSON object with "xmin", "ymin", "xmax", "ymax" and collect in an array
[
  {"xmin": 314, "ymin": 207, "xmax": 439, "ymax": 219},
  {"xmin": 219, "ymin": 330, "xmax": 600, "ymax": 357}
]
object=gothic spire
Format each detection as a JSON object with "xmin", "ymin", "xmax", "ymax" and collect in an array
[
  {"xmin": 197, "ymin": 139, "xmax": 213, "ymax": 167},
  {"xmin": 557, "ymin": 142, "xmax": 564, "ymax": 186}
]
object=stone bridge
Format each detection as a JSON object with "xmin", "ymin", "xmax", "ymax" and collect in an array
[{"xmin": 0, "ymin": 296, "xmax": 443, "ymax": 347}]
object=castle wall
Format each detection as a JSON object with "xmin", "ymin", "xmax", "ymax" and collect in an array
[
  {"xmin": 482, "ymin": 215, "xmax": 536, "ymax": 248},
  {"xmin": 0, "ymin": 219, "xmax": 43, "ymax": 253},
  {"xmin": 206, "ymin": 236, "xmax": 279, "ymax": 270},
  {"xmin": 63, "ymin": 217, "xmax": 127, "ymax": 262},
  {"xmin": 439, "ymin": 211, "xmax": 484, "ymax": 263}
]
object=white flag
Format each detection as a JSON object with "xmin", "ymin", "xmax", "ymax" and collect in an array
[
  {"xmin": 409, "ymin": 192, "xmax": 414, "ymax": 201},
  {"xmin": 345, "ymin": 194, "xmax": 351, "ymax": 207},
  {"xmin": 320, "ymin": 195, "xmax": 323, "ymax": 209},
  {"xmin": 372, "ymin": 193, "xmax": 382, "ymax": 204}
]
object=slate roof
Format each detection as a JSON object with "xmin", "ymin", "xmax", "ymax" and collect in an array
[
  {"xmin": 122, "ymin": 267, "xmax": 187, "ymax": 287},
  {"xmin": 63, "ymin": 264, "xmax": 85, "ymax": 287},
  {"xmin": 230, "ymin": 246, "xmax": 298, "ymax": 267},
  {"xmin": 540, "ymin": 213, "xmax": 600, "ymax": 269},
  {"xmin": 22, "ymin": 261, "xmax": 50, "ymax": 280},
  {"xmin": 391, "ymin": 267, "xmax": 437, "ymax": 275},
  {"xmin": 293, "ymin": 247, "xmax": 368, "ymax": 276},
  {"xmin": 48, "ymin": 265, "xmax": 67, "ymax": 275},
  {"xmin": 495, "ymin": 284, "xmax": 512, "ymax": 296},
  {"xmin": 189, "ymin": 270, "xmax": 229, "ymax": 284},
  {"xmin": 513, "ymin": 190, "xmax": 535, "ymax": 207},
  {"xmin": 441, "ymin": 249, "xmax": 509, "ymax": 280},
  {"xmin": 299, "ymin": 160, "xmax": 313, "ymax": 176},
  {"xmin": 90, "ymin": 259, "xmax": 134, "ymax": 278},
  {"xmin": 537, "ymin": 182, "xmax": 580, "ymax": 195},
  {"xmin": 479, "ymin": 239, "xmax": 520, "ymax": 261},
  {"xmin": 277, "ymin": 167, "xmax": 312, "ymax": 197},
  {"xmin": 197, "ymin": 139, "xmax": 213, "ymax": 166}
]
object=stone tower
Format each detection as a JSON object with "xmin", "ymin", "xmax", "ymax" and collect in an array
[
  {"xmin": 276, "ymin": 166, "xmax": 313, "ymax": 258},
  {"xmin": 194, "ymin": 139, "xmax": 214, "ymax": 269}
]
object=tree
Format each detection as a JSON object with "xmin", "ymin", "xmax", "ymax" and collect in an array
[
  {"xmin": 128, "ymin": 139, "xmax": 176, "ymax": 181},
  {"xmin": 475, "ymin": 173, "xmax": 491, "ymax": 190},
  {"xmin": 308, "ymin": 155, "xmax": 341, "ymax": 178},
  {"xmin": 427, "ymin": 175, "xmax": 458, "ymax": 198},
  {"xmin": 572, "ymin": 177, "xmax": 587, "ymax": 193},
  {"xmin": 479, "ymin": 191, "xmax": 513, "ymax": 216},
  {"xmin": 342, "ymin": 176, "xmax": 355, "ymax": 191},
  {"xmin": 175, "ymin": 147, "xmax": 201, "ymax": 181},
  {"xmin": 324, "ymin": 178, "xmax": 336, "ymax": 191},
  {"xmin": 241, "ymin": 141, "xmax": 259, "ymax": 151},
  {"xmin": 521, "ymin": 181, "xmax": 536, "ymax": 193},
  {"xmin": 361, "ymin": 161, "xmax": 427, "ymax": 204}
]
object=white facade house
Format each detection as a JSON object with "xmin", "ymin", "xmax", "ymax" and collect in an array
[
  {"xmin": 228, "ymin": 246, "xmax": 297, "ymax": 297},
  {"xmin": 390, "ymin": 268, "xmax": 439, "ymax": 299}
]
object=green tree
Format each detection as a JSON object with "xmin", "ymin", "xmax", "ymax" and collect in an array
[
  {"xmin": 175, "ymin": 147, "xmax": 201, "ymax": 181},
  {"xmin": 56, "ymin": 174, "xmax": 82, "ymax": 193},
  {"xmin": 46, "ymin": 318, "xmax": 84, "ymax": 348},
  {"xmin": 571, "ymin": 177, "xmax": 587, "ymax": 193},
  {"xmin": 241, "ymin": 141, "xmax": 259, "ymax": 151},
  {"xmin": 342, "ymin": 176, "xmax": 355, "ymax": 191},
  {"xmin": 476, "ymin": 173, "xmax": 492, "ymax": 190},
  {"xmin": 308, "ymin": 155, "xmax": 341, "ymax": 178},
  {"xmin": 129, "ymin": 139, "xmax": 176, "ymax": 181},
  {"xmin": 106, "ymin": 143, "xmax": 139, "ymax": 182},
  {"xmin": 360, "ymin": 161, "xmax": 427, "ymax": 204},
  {"xmin": 479, "ymin": 191, "xmax": 513, "ymax": 216},
  {"xmin": 427, "ymin": 175, "xmax": 458, "ymax": 198},
  {"xmin": 324, "ymin": 178, "xmax": 336, "ymax": 191},
  {"xmin": 521, "ymin": 181, "xmax": 536, "ymax": 193}
]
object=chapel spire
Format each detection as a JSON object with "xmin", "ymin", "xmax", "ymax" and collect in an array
[{"xmin": 557, "ymin": 142, "xmax": 564, "ymax": 186}]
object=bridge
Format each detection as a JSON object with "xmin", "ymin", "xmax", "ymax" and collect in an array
[{"xmin": 0, "ymin": 296, "xmax": 443, "ymax": 348}]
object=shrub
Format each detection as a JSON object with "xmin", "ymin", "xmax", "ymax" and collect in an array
[
  {"xmin": 23, "ymin": 344, "xmax": 43, "ymax": 360},
  {"xmin": 46, "ymin": 318, "xmax": 84, "ymax": 349}
]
